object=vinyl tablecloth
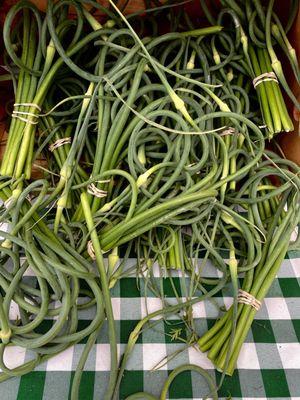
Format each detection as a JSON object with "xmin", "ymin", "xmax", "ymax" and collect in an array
[{"xmin": 2, "ymin": 251, "xmax": 300, "ymax": 400}]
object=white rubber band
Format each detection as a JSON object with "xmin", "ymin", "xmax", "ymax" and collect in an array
[
  {"xmin": 14, "ymin": 103, "xmax": 41, "ymax": 111},
  {"xmin": 87, "ymin": 183, "xmax": 107, "ymax": 198},
  {"xmin": 220, "ymin": 127, "xmax": 237, "ymax": 136},
  {"xmin": 12, "ymin": 110, "xmax": 38, "ymax": 118},
  {"xmin": 87, "ymin": 240, "xmax": 96, "ymax": 260},
  {"xmin": 49, "ymin": 137, "xmax": 72, "ymax": 152},
  {"xmin": 11, "ymin": 115, "xmax": 38, "ymax": 124},
  {"xmin": 237, "ymin": 289, "xmax": 261, "ymax": 311},
  {"xmin": 12, "ymin": 103, "xmax": 41, "ymax": 124},
  {"xmin": 253, "ymin": 72, "xmax": 278, "ymax": 88}
]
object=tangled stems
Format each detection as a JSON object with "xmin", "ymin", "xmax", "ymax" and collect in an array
[
  {"xmin": 199, "ymin": 168, "xmax": 300, "ymax": 375},
  {"xmin": 99, "ymin": 189, "xmax": 218, "ymax": 251},
  {"xmin": 0, "ymin": 1, "xmax": 299, "ymax": 398},
  {"xmin": 81, "ymin": 192, "xmax": 118, "ymax": 400},
  {"xmin": 112, "ymin": 269, "xmax": 227, "ymax": 399},
  {"xmin": 0, "ymin": 223, "xmax": 105, "ymax": 380},
  {"xmin": 125, "ymin": 364, "xmax": 217, "ymax": 400}
]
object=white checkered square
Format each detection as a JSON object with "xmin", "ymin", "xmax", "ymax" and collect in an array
[
  {"xmin": 140, "ymin": 297, "xmax": 164, "ymax": 320},
  {"xmin": 111, "ymin": 297, "xmax": 121, "ymax": 320},
  {"xmin": 0, "ymin": 346, "xmax": 26, "ymax": 372},
  {"xmin": 188, "ymin": 345, "xmax": 214, "ymax": 369},
  {"xmin": 237, "ymin": 343, "xmax": 260, "ymax": 369},
  {"xmin": 264, "ymin": 297, "xmax": 291, "ymax": 320},
  {"xmin": 277, "ymin": 343, "xmax": 300, "ymax": 369},
  {"xmin": 46, "ymin": 346, "xmax": 73, "ymax": 371},
  {"xmin": 192, "ymin": 301, "xmax": 207, "ymax": 318},
  {"xmin": 95, "ymin": 343, "xmax": 111, "ymax": 371},
  {"xmin": 142, "ymin": 343, "xmax": 168, "ymax": 370}
]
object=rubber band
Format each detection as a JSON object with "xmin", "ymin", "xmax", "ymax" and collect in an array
[
  {"xmin": 237, "ymin": 289, "xmax": 261, "ymax": 311},
  {"xmin": 259, "ymin": 124, "xmax": 267, "ymax": 129},
  {"xmin": 87, "ymin": 240, "xmax": 96, "ymax": 260},
  {"xmin": 87, "ymin": 183, "xmax": 107, "ymax": 198},
  {"xmin": 253, "ymin": 72, "xmax": 278, "ymax": 88},
  {"xmin": 11, "ymin": 115, "xmax": 38, "ymax": 124},
  {"xmin": 14, "ymin": 103, "xmax": 41, "ymax": 111},
  {"xmin": 12, "ymin": 110, "xmax": 38, "ymax": 118},
  {"xmin": 220, "ymin": 127, "xmax": 237, "ymax": 136},
  {"xmin": 49, "ymin": 137, "xmax": 72, "ymax": 152},
  {"xmin": 12, "ymin": 103, "xmax": 41, "ymax": 124}
]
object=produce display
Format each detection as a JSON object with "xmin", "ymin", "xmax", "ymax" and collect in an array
[{"xmin": 0, "ymin": 0, "xmax": 299, "ymax": 399}]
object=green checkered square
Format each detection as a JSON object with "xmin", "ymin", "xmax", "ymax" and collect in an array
[
  {"xmin": 251, "ymin": 319, "xmax": 276, "ymax": 343},
  {"xmin": 215, "ymin": 370, "xmax": 242, "ymax": 398},
  {"xmin": 261, "ymin": 369, "xmax": 290, "ymax": 397},
  {"xmin": 18, "ymin": 372, "xmax": 46, "ymax": 400},
  {"xmin": 119, "ymin": 371, "xmax": 144, "ymax": 399},
  {"xmin": 279, "ymin": 278, "xmax": 300, "ymax": 297}
]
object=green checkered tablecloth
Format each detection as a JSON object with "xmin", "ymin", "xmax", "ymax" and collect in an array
[{"xmin": 2, "ymin": 251, "xmax": 300, "ymax": 400}]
